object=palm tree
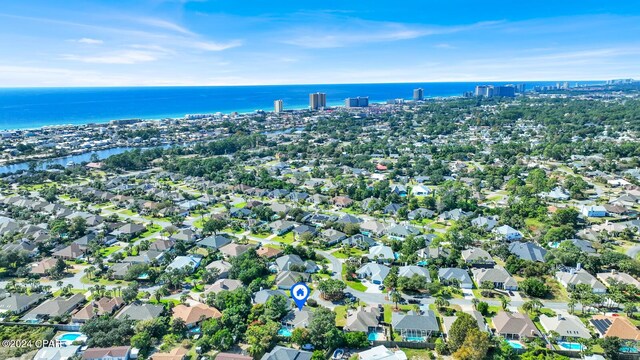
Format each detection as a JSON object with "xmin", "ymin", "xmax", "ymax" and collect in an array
[
  {"xmin": 435, "ymin": 296, "xmax": 449, "ymax": 310},
  {"xmin": 568, "ymin": 299, "xmax": 577, "ymax": 314},
  {"xmin": 500, "ymin": 295, "xmax": 511, "ymax": 311},
  {"xmin": 390, "ymin": 290, "xmax": 402, "ymax": 310},
  {"xmin": 471, "ymin": 298, "xmax": 479, "ymax": 310}
]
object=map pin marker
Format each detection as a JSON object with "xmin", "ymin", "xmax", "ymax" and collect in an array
[{"xmin": 290, "ymin": 282, "xmax": 310, "ymax": 310}]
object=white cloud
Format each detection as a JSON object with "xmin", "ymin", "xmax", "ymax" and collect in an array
[
  {"xmin": 189, "ymin": 40, "xmax": 242, "ymax": 51},
  {"xmin": 281, "ymin": 18, "xmax": 502, "ymax": 48},
  {"xmin": 76, "ymin": 38, "xmax": 104, "ymax": 45},
  {"xmin": 60, "ymin": 50, "xmax": 160, "ymax": 64}
]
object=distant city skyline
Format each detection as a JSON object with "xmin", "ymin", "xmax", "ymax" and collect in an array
[{"xmin": 0, "ymin": 1, "xmax": 639, "ymax": 87}]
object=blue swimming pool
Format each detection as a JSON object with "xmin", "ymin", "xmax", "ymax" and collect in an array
[
  {"xmin": 417, "ymin": 261, "xmax": 428, "ymax": 266},
  {"xmin": 405, "ymin": 336, "xmax": 426, "ymax": 342},
  {"xmin": 507, "ymin": 340, "xmax": 524, "ymax": 349},
  {"xmin": 620, "ymin": 346, "xmax": 638, "ymax": 353},
  {"xmin": 278, "ymin": 328, "xmax": 292, "ymax": 337},
  {"xmin": 558, "ymin": 342, "xmax": 584, "ymax": 351},
  {"xmin": 58, "ymin": 333, "xmax": 82, "ymax": 342},
  {"xmin": 368, "ymin": 332, "xmax": 382, "ymax": 341}
]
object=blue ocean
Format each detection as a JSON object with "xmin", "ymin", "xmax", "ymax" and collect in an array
[{"xmin": 0, "ymin": 81, "xmax": 597, "ymax": 130}]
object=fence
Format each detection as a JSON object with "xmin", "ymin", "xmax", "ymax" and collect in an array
[
  {"xmin": 372, "ymin": 341, "xmax": 435, "ymax": 349},
  {"xmin": 0, "ymin": 321, "xmax": 81, "ymax": 331}
]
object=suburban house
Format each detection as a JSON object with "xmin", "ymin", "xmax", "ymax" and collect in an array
[
  {"xmin": 205, "ymin": 260, "xmax": 232, "ymax": 279},
  {"xmin": 367, "ymin": 245, "xmax": 395, "ymax": 263},
  {"xmin": 116, "ymin": 303, "xmax": 164, "ymax": 321},
  {"xmin": 398, "ymin": 266, "xmax": 431, "ymax": 282},
  {"xmin": 344, "ymin": 306, "xmax": 382, "ymax": 333},
  {"xmin": 493, "ymin": 225, "xmax": 523, "ymax": 241},
  {"xmin": 581, "ymin": 205, "xmax": 608, "ymax": 218},
  {"xmin": 540, "ymin": 314, "xmax": 591, "ymax": 341},
  {"xmin": 508, "ymin": 242, "xmax": 548, "ymax": 262},
  {"xmin": 21, "ymin": 294, "xmax": 85, "ymax": 322},
  {"xmin": 269, "ymin": 220, "xmax": 296, "ymax": 235},
  {"xmin": 590, "ymin": 315, "xmax": 640, "ymax": 341},
  {"xmin": 360, "ymin": 220, "xmax": 387, "ymax": 237},
  {"xmin": 72, "ymin": 297, "xmax": 124, "ymax": 323},
  {"xmin": 392, "ymin": 310, "xmax": 440, "ymax": 340},
  {"xmin": 343, "ymin": 234, "xmax": 377, "ymax": 249},
  {"xmin": 82, "ymin": 346, "xmax": 131, "ymax": 360},
  {"xmin": 253, "ymin": 289, "xmax": 289, "ymax": 305},
  {"xmin": 471, "ymin": 267, "xmax": 518, "ymax": 290},
  {"xmin": 386, "ymin": 224, "xmax": 421, "ymax": 241},
  {"xmin": 29, "ymin": 258, "xmax": 59, "ymax": 276},
  {"xmin": 0, "ymin": 293, "xmax": 45, "ymax": 314},
  {"xmin": 471, "ymin": 216, "xmax": 498, "ymax": 231},
  {"xmin": 260, "ymin": 346, "xmax": 312, "ymax": 360},
  {"xmin": 320, "ymin": 229, "xmax": 347, "ymax": 246},
  {"xmin": 149, "ymin": 347, "xmax": 188, "ymax": 360},
  {"xmin": 442, "ymin": 311, "xmax": 487, "ymax": 337},
  {"xmin": 411, "ymin": 185, "xmax": 431, "ymax": 196},
  {"xmin": 438, "ymin": 268, "xmax": 473, "ymax": 289},
  {"xmin": 332, "ymin": 196, "xmax": 354, "ymax": 208},
  {"xmin": 34, "ymin": 345, "xmax": 80, "ymax": 360},
  {"xmin": 282, "ymin": 308, "xmax": 314, "ymax": 330},
  {"xmin": 358, "ymin": 346, "xmax": 407, "ymax": 360},
  {"xmin": 597, "ymin": 271, "xmax": 640, "ymax": 288},
  {"xmin": 52, "ymin": 243, "xmax": 86, "ymax": 260},
  {"xmin": 166, "ymin": 255, "xmax": 202, "ymax": 273},
  {"xmin": 276, "ymin": 271, "xmax": 311, "ymax": 290},
  {"xmin": 198, "ymin": 235, "xmax": 232, "ymax": 250},
  {"xmin": 203, "ymin": 279, "xmax": 243, "ymax": 296},
  {"xmin": 493, "ymin": 311, "xmax": 540, "ymax": 340},
  {"xmin": 356, "ymin": 263, "xmax": 391, "ymax": 284},
  {"xmin": 461, "ymin": 248, "xmax": 495, "ymax": 267},
  {"xmin": 219, "ymin": 243, "xmax": 254, "ymax": 258},
  {"xmin": 275, "ymin": 255, "xmax": 318, "ymax": 273},
  {"xmin": 555, "ymin": 269, "xmax": 607, "ymax": 293},
  {"xmin": 172, "ymin": 303, "xmax": 222, "ymax": 330}
]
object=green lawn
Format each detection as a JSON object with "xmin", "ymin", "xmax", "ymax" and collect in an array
[
  {"xmin": 383, "ymin": 304, "xmax": 415, "ymax": 323},
  {"xmin": 140, "ymin": 224, "xmax": 162, "ymax": 238},
  {"xmin": 341, "ymin": 267, "xmax": 367, "ymax": 292},
  {"xmin": 99, "ymin": 245, "xmax": 121, "ymax": 257},
  {"xmin": 335, "ymin": 305, "xmax": 347, "ymax": 327},
  {"xmin": 400, "ymin": 347, "xmax": 434, "ymax": 360},
  {"xmin": 272, "ymin": 232, "xmax": 294, "ymax": 244},
  {"xmin": 233, "ymin": 202, "xmax": 247, "ymax": 208},
  {"xmin": 333, "ymin": 248, "xmax": 366, "ymax": 259},
  {"xmin": 118, "ymin": 209, "xmax": 138, "ymax": 216},
  {"xmin": 252, "ymin": 232, "xmax": 272, "ymax": 239}
]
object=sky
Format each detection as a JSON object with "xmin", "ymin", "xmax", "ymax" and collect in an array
[{"xmin": 0, "ymin": 0, "xmax": 639, "ymax": 86}]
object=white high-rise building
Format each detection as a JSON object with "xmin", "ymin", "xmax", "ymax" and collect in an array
[{"xmin": 274, "ymin": 99, "xmax": 283, "ymax": 113}]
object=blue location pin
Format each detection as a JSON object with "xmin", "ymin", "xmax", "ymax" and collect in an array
[{"xmin": 290, "ymin": 282, "xmax": 310, "ymax": 310}]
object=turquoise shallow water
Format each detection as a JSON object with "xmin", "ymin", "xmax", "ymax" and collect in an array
[{"xmin": 0, "ymin": 81, "xmax": 592, "ymax": 130}]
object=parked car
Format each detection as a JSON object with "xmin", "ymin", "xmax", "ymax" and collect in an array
[{"xmin": 408, "ymin": 299, "xmax": 420, "ymax": 304}]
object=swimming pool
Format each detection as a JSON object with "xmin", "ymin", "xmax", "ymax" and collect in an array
[
  {"xmin": 620, "ymin": 346, "xmax": 638, "ymax": 353},
  {"xmin": 558, "ymin": 342, "xmax": 585, "ymax": 351},
  {"xmin": 57, "ymin": 332, "xmax": 87, "ymax": 344},
  {"xmin": 278, "ymin": 328, "xmax": 292, "ymax": 337},
  {"xmin": 507, "ymin": 340, "xmax": 524, "ymax": 349},
  {"xmin": 405, "ymin": 336, "xmax": 426, "ymax": 342},
  {"xmin": 367, "ymin": 332, "xmax": 383, "ymax": 341}
]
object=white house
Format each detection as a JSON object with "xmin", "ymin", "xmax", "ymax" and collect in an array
[
  {"xmin": 581, "ymin": 205, "xmax": 607, "ymax": 218},
  {"xmin": 411, "ymin": 185, "xmax": 431, "ymax": 197},
  {"xmin": 493, "ymin": 225, "xmax": 523, "ymax": 241}
]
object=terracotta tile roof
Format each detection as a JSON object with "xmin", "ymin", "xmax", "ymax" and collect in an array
[{"xmin": 172, "ymin": 303, "xmax": 221, "ymax": 325}]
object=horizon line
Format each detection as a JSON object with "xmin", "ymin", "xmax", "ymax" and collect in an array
[{"xmin": 0, "ymin": 79, "xmax": 612, "ymax": 89}]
